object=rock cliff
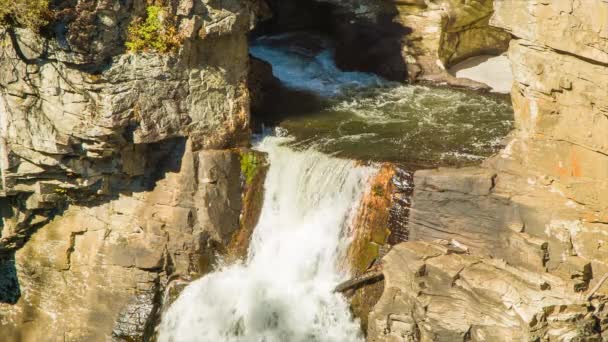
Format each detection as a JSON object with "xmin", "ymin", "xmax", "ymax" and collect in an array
[
  {"xmin": 368, "ymin": 1, "xmax": 608, "ymax": 340},
  {"xmin": 258, "ymin": 0, "xmax": 511, "ymax": 84},
  {"xmin": 0, "ymin": 0, "xmax": 266, "ymax": 340},
  {"xmin": 332, "ymin": 0, "xmax": 512, "ymax": 84}
]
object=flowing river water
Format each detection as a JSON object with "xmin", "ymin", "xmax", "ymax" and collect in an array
[{"xmin": 158, "ymin": 32, "xmax": 514, "ymax": 341}]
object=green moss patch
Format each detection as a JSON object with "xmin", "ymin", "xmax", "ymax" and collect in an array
[
  {"xmin": 125, "ymin": 5, "xmax": 181, "ymax": 53},
  {"xmin": 0, "ymin": 0, "xmax": 49, "ymax": 30},
  {"xmin": 240, "ymin": 151, "xmax": 263, "ymax": 186}
]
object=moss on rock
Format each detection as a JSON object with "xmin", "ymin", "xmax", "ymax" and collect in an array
[
  {"xmin": 0, "ymin": 0, "xmax": 49, "ymax": 30},
  {"xmin": 226, "ymin": 150, "xmax": 269, "ymax": 261},
  {"xmin": 125, "ymin": 5, "xmax": 181, "ymax": 53}
]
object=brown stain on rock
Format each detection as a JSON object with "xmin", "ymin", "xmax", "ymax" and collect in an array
[
  {"xmin": 347, "ymin": 164, "xmax": 395, "ymax": 275},
  {"xmin": 345, "ymin": 163, "xmax": 395, "ymax": 333},
  {"xmin": 571, "ymin": 152, "xmax": 582, "ymax": 177}
]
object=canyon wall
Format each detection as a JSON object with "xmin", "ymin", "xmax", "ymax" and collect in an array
[
  {"xmin": 261, "ymin": 0, "xmax": 510, "ymax": 84},
  {"xmin": 369, "ymin": 1, "xmax": 608, "ymax": 340},
  {"xmin": 331, "ymin": 0, "xmax": 512, "ymax": 84},
  {"xmin": 0, "ymin": 0, "xmax": 265, "ymax": 340}
]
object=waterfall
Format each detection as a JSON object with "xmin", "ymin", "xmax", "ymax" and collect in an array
[{"xmin": 158, "ymin": 135, "xmax": 376, "ymax": 342}]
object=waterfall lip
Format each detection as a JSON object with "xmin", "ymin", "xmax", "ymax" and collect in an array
[{"xmin": 158, "ymin": 135, "xmax": 375, "ymax": 342}]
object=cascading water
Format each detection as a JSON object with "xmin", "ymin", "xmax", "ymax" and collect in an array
[
  {"xmin": 158, "ymin": 136, "xmax": 375, "ymax": 342},
  {"xmin": 158, "ymin": 30, "xmax": 514, "ymax": 341}
]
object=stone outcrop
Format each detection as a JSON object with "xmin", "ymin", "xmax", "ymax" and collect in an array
[
  {"xmin": 0, "ymin": 141, "xmax": 254, "ymax": 340},
  {"xmin": 0, "ymin": 0, "xmax": 267, "ymax": 218},
  {"xmin": 368, "ymin": 1, "xmax": 608, "ymax": 340},
  {"xmin": 332, "ymin": 0, "xmax": 512, "ymax": 84},
  {"xmin": 0, "ymin": 0, "xmax": 266, "ymax": 340},
  {"xmin": 369, "ymin": 241, "xmax": 605, "ymax": 341},
  {"xmin": 258, "ymin": 0, "xmax": 510, "ymax": 84}
]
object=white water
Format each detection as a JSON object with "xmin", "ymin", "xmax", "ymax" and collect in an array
[
  {"xmin": 250, "ymin": 34, "xmax": 384, "ymax": 96},
  {"xmin": 250, "ymin": 33, "xmax": 513, "ymax": 165},
  {"xmin": 158, "ymin": 135, "xmax": 376, "ymax": 342}
]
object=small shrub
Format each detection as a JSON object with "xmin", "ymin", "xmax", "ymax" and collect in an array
[
  {"xmin": 240, "ymin": 152, "xmax": 260, "ymax": 186},
  {"xmin": 0, "ymin": 0, "xmax": 49, "ymax": 30},
  {"xmin": 125, "ymin": 5, "xmax": 181, "ymax": 53}
]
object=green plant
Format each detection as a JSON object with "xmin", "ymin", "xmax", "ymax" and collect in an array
[
  {"xmin": 240, "ymin": 152, "xmax": 260, "ymax": 186},
  {"xmin": 0, "ymin": 0, "xmax": 49, "ymax": 30},
  {"xmin": 125, "ymin": 5, "xmax": 181, "ymax": 53}
]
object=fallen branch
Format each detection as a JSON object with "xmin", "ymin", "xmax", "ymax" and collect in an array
[
  {"xmin": 587, "ymin": 272, "xmax": 608, "ymax": 300},
  {"xmin": 334, "ymin": 269, "xmax": 384, "ymax": 293}
]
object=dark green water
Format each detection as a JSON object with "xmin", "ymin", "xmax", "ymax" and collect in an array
[{"xmin": 251, "ymin": 33, "xmax": 514, "ymax": 169}]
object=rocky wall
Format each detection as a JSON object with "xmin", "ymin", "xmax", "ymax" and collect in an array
[
  {"xmin": 368, "ymin": 1, "xmax": 608, "ymax": 340},
  {"xmin": 0, "ymin": 0, "xmax": 267, "ymax": 340},
  {"xmin": 259, "ymin": 0, "xmax": 510, "ymax": 84}
]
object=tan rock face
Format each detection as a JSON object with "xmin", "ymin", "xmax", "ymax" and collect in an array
[
  {"xmin": 0, "ymin": 0, "xmax": 261, "ymax": 199},
  {"xmin": 369, "ymin": 242, "xmax": 604, "ymax": 341},
  {"xmin": 0, "ymin": 0, "xmax": 265, "ymax": 340},
  {"xmin": 0, "ymin": 0, "xmax": 263, "ymax": 253},
  {"xmin": 368, "ymin": 1, "xmax": 608, "ymax": 340},
  {"xmin": 0, "ymin": 141, "xmax": 249, "ymax": 341}
]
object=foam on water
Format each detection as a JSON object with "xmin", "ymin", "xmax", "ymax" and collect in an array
[
  {"xmin": 250, "ymin": 34, "xmax": 384, "ymax": 96},
  {"xmin": 158, "ymin": 135, "xmax": 375, "ymax": 342},
  {"xmin": 249, "ymin": 33, "xmax": 513, "ymax": 166}
]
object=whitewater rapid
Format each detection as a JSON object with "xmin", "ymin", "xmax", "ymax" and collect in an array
[
  {"xmin": 250, "ymin": 34, "xmax": 384, "ymax": 95},
  {"xmin": 249, "ymin": 32, "xmax": 513, "ymax": 166},
  {"xmin": 158, "ymin": 135, "xmax": 375, "ymax": 342}
]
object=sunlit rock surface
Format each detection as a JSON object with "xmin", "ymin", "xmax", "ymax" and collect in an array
[
  {"xmin": 0, "ymin": 0, "xmax": 265, "ymax": 340},
  {"xmin": 0, "ymin": 140, "xmax": 250, "ymax": 340},
  {"xmin": 261, "ymin": 0, "xmax": 511, "ymax": 84},
  {"xmin": 369, "ymin": 1, "xmax": 608, "ymax": 340},
  {"xmin": 449, "ymin": 54, "xmax": 512, "ymax": 93},
  {"xmin": 369, "ymin": 241, "xmax": 602, "ymax": 341}
]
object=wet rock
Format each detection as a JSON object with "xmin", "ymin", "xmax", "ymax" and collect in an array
[
  {"xmin": 112, "ymin": 288, "xmax": 159, "ymax": 341},
  {"xmin": 346, "ymin": 164, "xmax": 413, "ymax": 331},
  {"xmin": 226, "ymin": 150, "xmax": 269, "ymax": 261}
]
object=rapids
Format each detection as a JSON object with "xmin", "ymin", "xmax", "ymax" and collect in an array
[{"xmin": 250, "ymin": 32, "xmax": 514, "ymax": 168}]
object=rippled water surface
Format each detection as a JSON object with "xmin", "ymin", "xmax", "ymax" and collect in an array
[{"xmin": 251, "ymin": 33, "xmax": 514, "ymax": 168}]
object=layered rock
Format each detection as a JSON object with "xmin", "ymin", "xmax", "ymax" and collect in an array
[
  {"xmin": 368, "ymin": 1, "xmax": 608, "ymax": 340},
  {"xmin": 0, "ymin": 0, "xmax": 264, "ymax": 223},
  {"xmin": 258, "ymin": 0, "xmax": 510, "ymax": 84},
  {"xmin": 369, "ymin": 241, "xmax": 604, "ymax": 341},
  {"xmin": 0, "ymin": 0, "xmax": 266, "ymax": 340},
  {"xmin": 0, "ymin": 141, "xmax": 249, "ymax": 340},
  {"xmin": 332, "ymin": 0, "xmax": 512, "ymax": 84}
]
